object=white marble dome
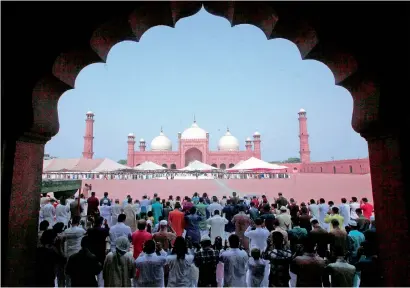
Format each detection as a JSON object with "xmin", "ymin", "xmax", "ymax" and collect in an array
[
  {"xmin": 181, "ymin": 121, "xmax": 207, "ymax": 140},
  {"xmin": 128, "ymin": 133, "xmax": 134, "ymax": 137},
  {"xmin": 218, "ymin": 129, "xmax": 240, "ymax": 151},
  {"xmin": 151, "ymin": 131, "xmax": 172, "ymax": 151}
]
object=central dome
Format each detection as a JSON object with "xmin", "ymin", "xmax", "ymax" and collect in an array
[
  {"xmin": 218, "ymin": 128, "xmax": 240, "ymax": 151},
  {"xmin": 181, "ymin": 121, "xmax": 207, "ymax": 140},
  {"xmin": 151, "ymin": 130, "xmax": 172, "ymax": 151}
]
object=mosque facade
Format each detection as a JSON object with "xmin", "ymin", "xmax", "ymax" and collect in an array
[
  {"xmin": 81, "ymin": 109, "xmax": 370, "ymax": 174},
  {"xmin": 126, "ymin": 120, "xmax": 261, "ymax": 169}
]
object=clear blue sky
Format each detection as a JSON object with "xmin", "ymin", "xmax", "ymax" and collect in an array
[{"xmin": 46, "ymin": 8, "xmax": 368, "ymax": 162}]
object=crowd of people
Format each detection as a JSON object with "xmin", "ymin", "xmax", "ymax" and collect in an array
[{"xmin": 37, "ymin": 189, "xmax": 377, "ymax": 287}]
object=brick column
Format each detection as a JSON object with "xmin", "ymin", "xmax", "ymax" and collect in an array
[
  {"xmin": 4, "ymin": 137, "xmax": 46, "ymax": 286},
  {"xmin": 365, "ymin": 133, "xmax": 410, "ymax": 286}
]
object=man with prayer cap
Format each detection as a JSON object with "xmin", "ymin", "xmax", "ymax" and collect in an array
[
  {"xmin": 276, "ymin": 206, "xmax": 292, "ymax": 231},
  {"xmin": 153, "ymin": 219, "xmax": 176, "ymax": 252},
  {"xmin": 111, "ymin": 199, "xmax": 122, "ymax": 226},
  {"xmin": 347, "ymin": 219, "xmax": 365, "ymax": 263},
  {"xmin": 103, "ymin": 236, "xmax": 135, "ymax": 287}
]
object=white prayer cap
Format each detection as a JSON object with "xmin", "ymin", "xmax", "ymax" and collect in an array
[
  {"xmin": 115, "ymin": 236, "xmax": 130, "ymax": 252},
  {"xmin": 348, "ymin": 220, "xmax": 358, "ymax": 227},
  {"xmin": 370, "ymin": 215, "xmax": 375, "ymax": 221},
  {"xmin": 201, "ymin": 235, "xmax": 211, "ymax": 242},
  {"xmin": 280, "ymin": 206, "xmax": 287, "ymax": 211},
  {"xmin": 160, "ymin": 220, "xmax": 167, "ymax": 226}
]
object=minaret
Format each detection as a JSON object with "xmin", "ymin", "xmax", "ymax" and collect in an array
[
  {"xmin": 245, "ymin": 137, "xmax": 253, "ymax": 152},
  {"xmin": 127, "ymin": 133, "xmax": 136, "ymax": 167},
  {"xmin": 298, "ymin": 108, "xmax": 311, "ymax": 163},
  {"xmin": 82, "ymin": 111, "xmax": 94, "ymax": 159},
  {"xmin": 139, "ymin": 138, "xmax": 146, "ymax": 152},
  {"xmin": 253, "ymin": 131, "xmax": 261, "ymax": 159}
]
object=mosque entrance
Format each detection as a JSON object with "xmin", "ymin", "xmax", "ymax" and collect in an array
[{"xmin": 184, "ymin": 148, "xmax": 203, "ymax": 166}]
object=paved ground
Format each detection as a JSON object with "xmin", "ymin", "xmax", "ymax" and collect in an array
[{"xmin": 82, "ymin": 173, "xmax": 373, "ymax": 203}]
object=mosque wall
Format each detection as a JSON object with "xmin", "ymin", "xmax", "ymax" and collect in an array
[
  {"xmin": 282, "ymin": 158, "xmax": 370, "ymax": 175},
  {"xmin": 207, "ymin": 151, "xmax": 254, "ymax": 169}
]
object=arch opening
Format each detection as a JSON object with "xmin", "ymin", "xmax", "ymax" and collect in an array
[{"xmin": 185, "ymin": 148, "xmax": 203, "ymax": 166}]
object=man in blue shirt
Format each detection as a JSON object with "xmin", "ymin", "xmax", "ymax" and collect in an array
[{"xmin": 347, "ymin": 219, "xmax": 365, "ymax": 263}]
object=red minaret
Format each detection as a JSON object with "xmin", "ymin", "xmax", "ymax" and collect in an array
[
  {"xmin": 298, "ymin": 108, "xmax": 311, "ymax": 163},
  {"xmin": 82, "ymin": 111, "xmax": 94, "ymax": 159},
  {"xmin": 127, "ymin": 133, "xmax": 136, "ymax": 167},
  {"xmin": 139, "ymin": 138, "xmax": 146, "ymax": 152},
  {"xmin": 245, "ymin": 137, "xmax": 252, "ymax": 152},
  {"xmin": 253, "ymin": 131, "xmax": 261, "ymax": 159}
]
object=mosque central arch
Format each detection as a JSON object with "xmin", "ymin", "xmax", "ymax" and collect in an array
[{"xmin": 185, "ymin": 148, "xmax": 203, "ymax": 166}]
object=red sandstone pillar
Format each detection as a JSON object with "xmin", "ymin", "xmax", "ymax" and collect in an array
[
  {"xmin": 127, "ymin": 133, "xmax": 135, "ymax": 166},
  {"xmin": 298, "ymin": 108, "xmax": 311, "ymax": 163},
  {"xmin": 138, "ymin": 138, "xmax": 146, "ymax": 152},
  {"xmin": 82, "ymin": 111, "xmax": 94, "ymax": 159},
  {"xmin": 5, "ymin": 139, "xmax": 45, "ymax": 286},
  {"xmin": 365, "ymin": 133, "xmax": 410, "ymax": 286}
]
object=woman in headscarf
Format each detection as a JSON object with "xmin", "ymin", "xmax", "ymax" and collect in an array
[{"xmin": 103, "ymin": 236, "xmax": 135, "ymax": 287}]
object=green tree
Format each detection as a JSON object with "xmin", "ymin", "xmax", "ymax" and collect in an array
[
  {"xmin": 118, "ymin": 159, "xmax": 127, "ymax": 165},
  {"xmin": 285, "ymin": 157, "xmax": 301, "ymax": 163}
]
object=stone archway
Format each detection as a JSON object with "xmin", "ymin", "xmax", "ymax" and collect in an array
[
  {"xmin": 2, "ymin": 2, "xmax": 410, "ymax": 286},
  {"xmin": 162, "ymin": 163, "xmax": 168, "ymax": 168},
  {"xmin": 211, "ymin": 163, "xmax": 217, "ymax": 168},
  {"xmin": 228, "ymin": 163, "xmax": 235, "ymax": 168},
  {"xmin": 185, "ymin": 148, "xmax": 203, "ymax": 166},
  {"xmin": 170, "ymin": 164, "xmax": 176, "ymax": 169},
  {"xmin": 220, "ymin": 163, "xmax": 226, "ymax": 170}
]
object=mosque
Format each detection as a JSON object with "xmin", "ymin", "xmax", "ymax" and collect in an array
[{"xmin": 81, "ymin": 109, "xmax": 370, "ymax": 174}]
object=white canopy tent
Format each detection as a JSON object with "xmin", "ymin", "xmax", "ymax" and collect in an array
[
  {"xmin": 133, "ymin": 161, "xmax": 167, "ymax": 171},
  {"xmin": 179, "ymin": 160, "xmax": 218, "ymax": 172},
  {"xmin": 92, "ymin": 158, "xmax": 129, "ymax": 172},
  {"xmin": 226, "ymin": 157, "xmax": 288, "ymax": 172},
  {"xmin": 230, "ymin": 160, "xmax": 244, "ymax": 170}
]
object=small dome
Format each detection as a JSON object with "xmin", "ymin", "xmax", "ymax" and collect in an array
[
  {"xmin": 299, "ymin": 108, "xmax": 306, "ymax": 113},
  {"xmin": 151, "ymin": 131, "xmax": 172, "ymax": 151},
  {"xmin": 128, "ymin": 133, "xmax": 134, "ymax": 137},
  {"xmin": 86, "ymin": 111, "xmax": 94, "ymax": 115},
  {"xmin": 218, "ymin": 129, "xmax": 240, "ymax": 151},
  {"xmin": 246, "ymin": 137, "xmax": 252, "ymax": 141},
  {"xmin": 139, "ymin": 138, "xmax": 145, "ymax": 142},
  {"xmin": 181, "ymin": 121, "xmax": 207, "ymax": 140},
  {"xmin": 253, "ymin": 131, "xmax": 260, "ymax": 136}
]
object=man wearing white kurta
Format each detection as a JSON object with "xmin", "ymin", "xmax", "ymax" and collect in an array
[
  {"xmin": 308, "ymin": 199, "xmax": 320, "ymax": 220},
  {"xmin": 41, "ymin": 199, "xmax": 56, "ymax": 227},
  {"xmin": 111, "ymin": 199, "xmax": 123, "ymax": 226},
  {"xmin": 244, "ymin": 218, "xmax": 270, "ymax": 252},
  {"xmin": 207, "ymin": 197, "xmax": 223, "ymax": 217},
  {"xmin": 350, "ymin": 197, "xmax": 360, "ymax": 220},
  {"xmin": 100, "ymin": 203, "xmax": 113, "ymax": 227},
  {"xmin": 55, "ymin": 199, "xmax": 70, "ymax": 227},
  {"xmin": 339, "ymin": 198, "xmax": 351, "ymax": 228},
  {"xmin": 206, "ymin": 210, "xmax": 229, "ymax": 243}
]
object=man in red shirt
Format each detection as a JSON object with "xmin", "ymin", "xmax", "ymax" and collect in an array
[
  {"xmin": 87, "ymin": 192, "xmax": 99, "ymax": 217},
  {"xmin": 360, "ymin": 198, "xmax": 373, "ymax": 219},
  {"xmin": 131, "ymin": 220, "xmax": 152, "ymax": 259},
  {"xmin": 168, "ymin": 202, "xmax": 185, "ymax": 237}
]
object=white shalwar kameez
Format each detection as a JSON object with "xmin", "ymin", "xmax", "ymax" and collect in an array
[
  {"xmin": 41, "ymin": 203, "xmax": 56, "ymax": 227},
  {"xmin": 100, "ymin": 204, "xmax": 112, "ymax": 226},
  {"xmin": 55, "ymin": 203, "xmax": 70, "ymax": 227}
]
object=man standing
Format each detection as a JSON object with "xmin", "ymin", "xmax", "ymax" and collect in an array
[
  {"xmin": 230, "ymin": 191, "xmax": 240, "ymax": 206},
  {"xmin": 244, "ymin": 218, "xmax": 270, "ymax": 252},
  {"xmin": 207, "ymin": 210, "xmax": 229, "ymax": 244},
  {"xmin": 207, "ymin": 196, "xmax": 223, "ymax": 217},
  {"xmin": 65, "ymin": 236, "xmax": 102, "ymax": 287},
  {"xmin": 194, "ymin": 235, "xmax": 220, "ymax": 287},
  {"xmin": 347, "ymin": 220, "xmax": 365, "ymax": 263},
  {"xmin": 318, "ymin": 198, "xmax": 330, "ymax": 230},
  {"xmin": 275, "ymin": 192, "xmax": 288, "ymax": 208},
  {"xmin": 86, "ymin": 192, "xmax": 99, "ymax": 218},
  {"xmin": 355, "ymin": 208, "xmax": 370, "ymax": 232},
  {"xmin": 325, "ymin": 207, "xmax": 345, "ymax": 231},
  {"xmin": 100, "ymin": 192, "xmax": 112, "ymax": 206},
  {"xmin": 360, "ymin": 198, "xmax": 374, "ymax": 219},
  {"xmin": 153, "ymin": 220, "xmax": 176, "ymax": 252},
  {"xmin": 276, "ymin": 206, "xmax": 292, "ymax": 231},
  {"xmin": 308, "ymin": 199, "xmax": 320, "ymax": 220},
  {"xmin": 131, "ymin": 220, "xmax": 153, "ymax": 259},
  {"xmin": 309, "ymin": 219, "xmax": 329, "ymax": 258},
  {"xmin": 349, "ymin": 197, "xmax": 360, "ymax": 220},
  {"xmin": 123, "ymin": 198, "xmax": 137, "ymax": 232},
  {"xmin": 41, "ymin": 198, "xmax": 56, "ymax": 227},
  {"xmin": 219, "ymin": 234, "xmax": 249, "ymax": 287},
  {"xmin": 232, "ymin": 205, "xmax": 252, "ymax": 250},
  {"xmin": 151, "ymin": 197, "xmax": 163, "ymax": 225},
  {"xmin": 168, "ymin": 202, "xmax": 185, "ymax": 237},
  {"xmin": 339, "ymin": 198, "xmax": 351, "ymax": 228},
  {"xmin": 140, "ymin": 195, "xmax": 151, "ymax": 214},
  {"xmin": 195, "ymin": 198, "xmax": 209, "ymax": 238},
  {"xmin": 109, "ymin": 214, "xmax": 132, "ymax": 252},
  {"xmin": 111, "ymin": 199, "xmax": 122, "ymax": 226}
]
